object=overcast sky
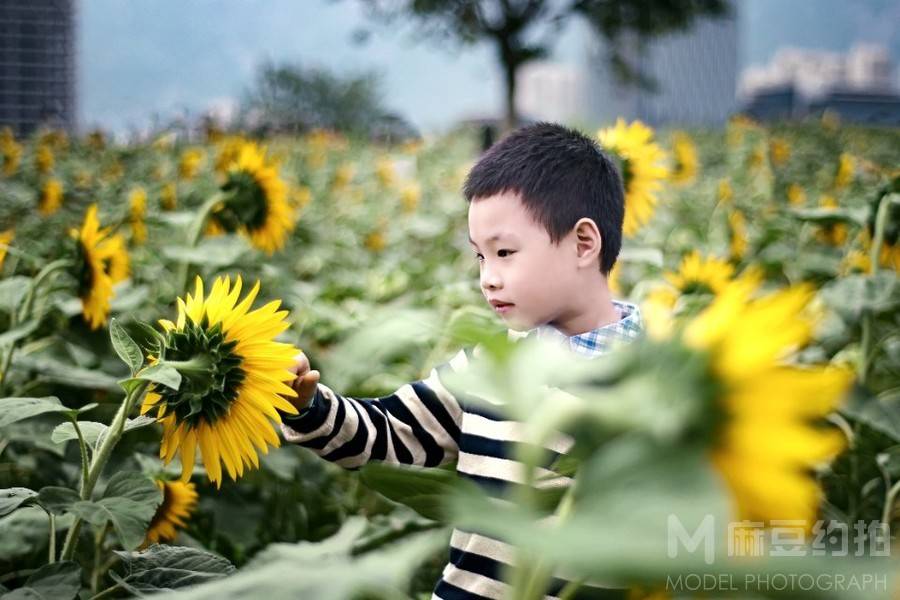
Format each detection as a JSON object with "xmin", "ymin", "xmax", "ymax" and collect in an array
[{"xmin": 78, "ymin": 0, "xmax": 900, "ymax": 134}]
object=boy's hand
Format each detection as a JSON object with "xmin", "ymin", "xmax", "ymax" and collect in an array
[{"xmin": 285, "ymin": 351, "xmax": 320, "ymax": 412}]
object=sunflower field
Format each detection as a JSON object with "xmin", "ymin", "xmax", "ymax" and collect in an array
[{"xmin": 0, "ymin": 115, "xmax": 898, "ymax": 599}]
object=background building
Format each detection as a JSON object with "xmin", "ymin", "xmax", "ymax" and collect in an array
[{"xmin": 0, "ymin": 0, "xmax": 77, "ymax": 137}]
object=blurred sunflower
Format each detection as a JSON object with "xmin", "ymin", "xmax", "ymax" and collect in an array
[
  {"xmin": 214, "ymin": 136, "xmax": 246, "ymax": 174},
  {"xmin": 400, "ymin": 182, "xmax": 421, "ymax": 213},
  {"xmin": 769, "ymin": 137, "xmax": 790, "ymax": 167},
  {"xmin": 331, "ymin": 163, "xmax": 355, "ymax": 192},
  {"xmin": 34, "ymin": 144, "xmax": 54, "ymax": 174},
  {"xmin": 179, "ymin": 147, "xmax": 205, "ymax": 180},
  {"xmin": 598, "ymin": 119, "xmax": 669, "ymax": 237},
  {"xmin": 70, "ymin": 204, "xmax": 129, "ymax": 329},
  {"xmin": 683, "ymin": 278, "xmax": 853, "ymax": 529},
  {"xmin": 38, "ymin": 178, "xmax": 64, "ymax": 216},
  {"xmin": 208, "ymin": 141, "xmax": 294, "ymax": 254},
  {"xmin": 1, "ymin": 135, "xmax": 21, "ymax": 176},
  {"xmin": 86, "ymin": 130, "xmax": 106, "ymax": 150},
  {"xmin": 291, "ymin": 185, "xmax": 312, "ymax": 211},
  {"xmin": 669, "ymin": 131, "xmax": 698, "ymax": 186},
  {"xmin": 0, "ymin": 228, "xmax": 14, "ymax": 270},
  {"xmin": 787, "ymin": 183, "xmax": 806, "ymax": 206},
  {"xmin": 815, "ymin": 195, "xmax": 848, "ymax": 246},
  {"xmin": 143, "ymin": 479, "xmax": 198, "ymax": 545},
  {"xmin": 375, "ymin": 157, "xmax": 396, "ymax": 187},
  {"xmin": 834, "ymin": 153, "xmax": 854, "ymax": 190},
  {"xmin": 727, "ymin": 210, "xmax": 748, "ymax": 261},
  {"xmin": 129, "ymin": 187, "xmax": 148, "ymax": 244},
  {"xmin": 716, "ymin": 178, "xmax": 733, "ymax": 204},
  {"xmin": 645, "ymin": 251, "xmax": 736, "ymax": 310},
  {"xmin": 160, "ymin": 182, "xmax": 177, "ymax": 211},
  {"xmin": 141, "ymin": 275, "xmax": 300, "ymax": 487}
]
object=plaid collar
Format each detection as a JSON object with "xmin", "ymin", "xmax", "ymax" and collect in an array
[{"xmin": 509, "ymin": 300, "xmax": 644, "ymax": 358}]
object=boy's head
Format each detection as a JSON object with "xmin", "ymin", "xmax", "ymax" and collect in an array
[{"xmin": 464, "ymin": 122, "xmax": 624, "ymax": 331}]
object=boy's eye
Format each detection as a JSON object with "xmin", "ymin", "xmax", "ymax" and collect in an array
[
  {"xmin": 474, "ymin": 253, "xmax": 484, "ymax": 262},
  {"xmin": 497, "ymin": 249, "xmax": 514, "ymax": 257}
]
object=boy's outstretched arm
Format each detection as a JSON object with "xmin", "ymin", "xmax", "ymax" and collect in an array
[{"xmin": 277, "ymin": 350, "xmax": 468, "ymax": 469}]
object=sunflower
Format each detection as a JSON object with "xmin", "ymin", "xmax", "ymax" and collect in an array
[
  {"xmin": 141, "ymin": 275, "xmax": 300, "ymax": 487},
  {"xmin": 645, "ymin": 251, "xmax": 736, "ymax": 310},
  {"xmin": 0, "ymin": 228, "xmax": 13, "ymax": 270},
  {"xmin": 787, "ymin": 183, "xmax": 806, "ymax": 206},
  {"xmin": 143, "ymin": 479, "xmax": 198, "ymax": 545},
  {"xmin": 70, "ymin": 204, "xmax": 129, "ymax": 330},
  {"xmin": 38, "ymin": 178, "xmax": 64, "ymax": 216},
  {"xmin": 208, "ymin": 141, "xmax": 295, "ymax": 255},
  {"xmin": 331, "ymin": 163, "xmax": 355, "ymax": 192},
  {"xmin": 834, "ymin": 153, "xmax": 854, "ymax": 190},
  {"xmin": 815, "ymin": 195, "xmax": 848, "ymax": 246},
  {"xmin": 769, "ymin": 137, "xmax": 790, "ymax": 167},
  {"xmin": 214, "ymin": 136, "xmax": 246, "ymax": 174},
  {"xmin": 160, "ymin": 182, "xmax": 177, "ymax": 211},
  {"xmin": 598, "ymin": 119, "xmax": 669, "ymax": 237},
  {"xmin": 727, "ymin": 210, "xmax": 748, "ymax": 261},
  {"xmin": 375, "ymin": 157, "xmax": 396, "ymax": 188},
  {"xmin": 669, "ymin": 131, "xmax": 698, "ymax": 186},
  {"xmin": 129, "ymin": 187, "xmax": 148, "ymax": 244},
  {"xmin": 179, "ymin": 148, "xmax": 205, "ymax": 180},
  {"xmin": 400, "ymin": 182, "xmax": 421, "ymax": 213},
  {"xmin": 1, "ymin": 136, "xmax": 21, "ymax": 176},
  {"xmin": 716, "ymin": 178, "xmax": 733, "ymax": 204},
  {"xmin": 682, "ymin": 278, "xmax": 853, "ymax": 529},
  {"xmin": 34, "ymin": 144, "xmax": 54, "ymax": 175}
]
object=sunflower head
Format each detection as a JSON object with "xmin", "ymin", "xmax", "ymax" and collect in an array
[
  {"xmin": 35, "ymin": 144, "xmax": 55, "ymax": 174},
  {"xmin": 0, "ymin": 228, "xmax": 14, "ymax": 270},
  {"xmin": 834, "ymin": 153, "xmax": 854, "ymax": 190},
  {"xmin": 716, "ymin": 178, "xmax": 733, "ymax": 204},
  {"xmin": 400, "ymin": 182, "xmax": 421, "ymax": 213},
  {"xmin": 179, "ymin": 147, "xmax": 205, "ymax": 180},
  {"xmin": 787, "ymin": 183, "xmax": 806, "ymax": 206},
  {"xmin": 39, "ymin": 178, "xmax": 64, "ymax": 216},
  {"xmin": 143, "ymin": 479, "xmax": 198, "ymax": 545},
  {"xmin": 211, "ymin": 141, "xmax": 294, "ymax": 255},
  {"xmin": 679, "ymin": 278, "xmax": 853, "ymax": 530},
  {"xmin": 129, "ymin": 187, "xmax": 148, "ymax": 244},
  {"xmin": 597, "ymin": 119, "xmax": 669, "ymax": 237},
  {"xmin": 727, "ymin": 210, "xmax": 748, "ymax": 262},
  {"xmin": 160, "ymin": 182, "xmax": 177, "ymax": 211},
  {"xmin": 670, "ymin": 131, "xmax": 698, "ymax": 186},
  {"xmin": 141, "ymin": 275, "xmax": 300, "ymax": 487},
  {"xmin": 70, "ymin": 204, "xmax": 128, "ymax": 330},
  {"xmin": 769, "ymin": 137, "xmax": 790, "ymax": 167}
]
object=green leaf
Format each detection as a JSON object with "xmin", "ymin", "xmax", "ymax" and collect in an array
[
  {"xmin": 131, "ymin": 363, "xmax": 181, "ymax": 391},
  {"xmin": 68, "ymin": 473, "xmax": 161, "ymax": 550},
  {"xmin": 161, "ymin": 236, "xmax": 248, "ymax": 267},
  {"xmin": 36, "ymin": 487, "xmax": 80, "ymax": 516},
  {"xmin": 0, "ymin": 488, "xmax": 37, "ymax": 518},
  {"xmin": 790, "ymin": 206, "xmax": 868, "ymax": 226},
  {"xmin": 111, "ymin": 545, "xmax": 235, "ymax": 594},
  {"xmin": 0, "ymin": 320, "xmax": 40, "ymax": 348},
  {"xmin": 162, "ymin": 518, "xmax": 444, "ymax": 599},
  {"xmin": 10, "ymin": 355, "xmax": 122, "ymax": 392},
  {"xmin": 110, "ymin": 318, "xmax": 144, "ymax": 376},
  {"xmin": 0, "ymin": 276, "xmax": 31, "ymax": 314},
  {"xmin": 0, "ymin": 561, "xmax": 81, "ymax": 600},
  {"xmin": 51, "ymin": 416, "xmax": 156, "ymax": 448},
  {"xmin": 0, "ymin": 397, "xmax": 71, "ymax": 428},
  {"xmin": 359, "ymin": 463, "xmax": 456, "ymax": 522},
  {"xmin": 820, "ymin": 273, "xmax": 900, "ymax": 322}
]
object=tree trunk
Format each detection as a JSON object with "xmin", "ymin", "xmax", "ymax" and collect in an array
[{"xmin": 502, "ymin": 60, "xmax": 518, "ymax": 133}]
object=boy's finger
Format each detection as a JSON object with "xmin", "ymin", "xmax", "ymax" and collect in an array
[
  {"xmin": 291, "ymin": 352, "xmax": 309, "ymax": 374},
  {"xmin": 297, "ymin": 370, "xmax": 320, "ymax": 400}
]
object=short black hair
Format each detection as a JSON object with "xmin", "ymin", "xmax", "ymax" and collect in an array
[{"xmin": 463, "ymin": 122, "xmax": 624, "ymax": 275}]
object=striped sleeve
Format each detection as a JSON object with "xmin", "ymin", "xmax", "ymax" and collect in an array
[{"xmin": 278, "ymin": 348, "xmax": 469, "ymax": 469}]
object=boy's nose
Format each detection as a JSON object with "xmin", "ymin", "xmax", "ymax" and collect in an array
[{"xmin": 480, "ymin": 269, "xmax": 502, "ymax": 291}]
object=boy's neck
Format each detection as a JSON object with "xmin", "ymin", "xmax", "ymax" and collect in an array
[{"xmin": 546, "ymin": 276, "xmax": 621, "ymax": 337}]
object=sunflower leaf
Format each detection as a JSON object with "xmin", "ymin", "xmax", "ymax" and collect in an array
[
  {"xmin": 0, "ymin": 319, "xmax": 40, "ymax": 348},
  {"xmin": 110, "ymin": 318, "xmax": 144, "ymax": 376},
  {"xmin": 0, "ymin": 397, "xmax": 73, "ymax": 428},
  {"xmin": 2, "ymin": 560, "xmax": 81, "ymax": 600},
  {"xmin": 67, "ymin": 473, "xmax": 161, "ymax": 551},
  {"xmin": 36, "ymin": 486, "xmax": 80, "ymax": 515},
  {"xmin": 110, "ymin": 544, "xmax": 235, "ymax": 594},
  {"xmin": 359, "ymin": 463, "xmax": 457, "ymax": 522},
  {"xmin": 132, "ymin": 364, "xmax": 182, "ymax": 391},
  {"xmin": 0, "ymin": 488, "xmax": 38, "ymax": 518}
]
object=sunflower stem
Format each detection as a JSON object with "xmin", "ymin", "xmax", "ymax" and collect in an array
[
  {"xmin": 0, "ymin": 258, "xmax": 73, "ymax": 395},
  {"xmin": 163, "ymin": 355, "xmax": 212, "ymax": 374},
  {"xmin": 70, "ymin": 416, "xmax": 91, "ymax": 494},
  {"xmin": 47, "ymin": 511, "xmax": 56, "ymax": 564},
  {"xmin": 859, "ymin": 193, "xmax": 892, "ymax": 386},
  {"xmin": 175, "ymin": 192, "xmax": 224, "ymax": 296},
  {"xmin": 59, "ymin": 379, "xmax": 150, "ymax": 561},
  {"xmin": 881, "ymin": 480, "xmax": 900, "ymax": 539}
]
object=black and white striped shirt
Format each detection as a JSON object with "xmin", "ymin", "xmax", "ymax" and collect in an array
[{"xmin": 280, "ymin": 302, "xmax": 643, "ymax": 599}]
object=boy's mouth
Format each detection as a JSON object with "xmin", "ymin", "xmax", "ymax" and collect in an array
[{"xmin": 489, "ymin": 299, "xmax": 514, "ymax": 313}]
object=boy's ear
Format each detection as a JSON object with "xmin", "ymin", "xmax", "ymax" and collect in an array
[{"xmin": 573, "ymin": 218, "xmax": 602, "ymax": 264}]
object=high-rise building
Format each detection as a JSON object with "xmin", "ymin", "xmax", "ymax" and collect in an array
[
  {"xmin": 584, "ymin": 2, "xmax": 738, "ymax": 127},
  {"xmin": 0, "ymin": 0, "xmax": 77, "ymax": 137}
]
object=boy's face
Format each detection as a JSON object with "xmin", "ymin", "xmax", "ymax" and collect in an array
[{"xmin": 468, "ymin": 190, "xmax": 580, "ymax": 332}]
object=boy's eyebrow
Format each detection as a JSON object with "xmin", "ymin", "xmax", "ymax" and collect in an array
[{"xmin": 468, "ymin": 233, "xmax": 510, "ymax": 246}]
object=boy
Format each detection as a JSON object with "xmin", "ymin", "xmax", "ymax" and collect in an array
[{"xmin": 279, "ymin": 123, "xmax": 644, "ymax": 599}]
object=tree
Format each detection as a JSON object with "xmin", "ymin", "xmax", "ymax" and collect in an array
[
  {"xmin": 241, "ymin": 61, "xmax": 413, "ymax": 137},
  {"xmin": 355, "ymin": 0, "xmax": 730, "ymax": 131}
]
